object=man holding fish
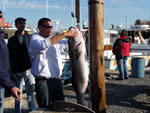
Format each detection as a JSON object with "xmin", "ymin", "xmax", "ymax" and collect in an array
[
  {"xmin": 29, "ymin": 17, "xmax": 89, "ymax": 108},
  {"xmin": 28, "ymin": 17, "xmax": 78, "ymax": 108}
]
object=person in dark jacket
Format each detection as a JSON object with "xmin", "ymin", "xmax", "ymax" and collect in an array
[
  {"xmin": 0, "ymin": 10, "xmax": 21, "ymax": 113},
  {"xmin": 7, "ymin": 17, "xmax": 35, "ymax": 113},
  {"xmin": 112, "ymin": 30, "xmax": 131, "ymax": 80}
]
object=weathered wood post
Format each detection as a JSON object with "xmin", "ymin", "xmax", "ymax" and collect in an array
[{"xmin": 89, "ymin": 0, "xmax": 106, "ymax": 112}]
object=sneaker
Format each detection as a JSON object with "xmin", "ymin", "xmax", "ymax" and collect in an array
[{"xmin": 116, "ymin": 78, "xmax": 124, "ymax": 80}]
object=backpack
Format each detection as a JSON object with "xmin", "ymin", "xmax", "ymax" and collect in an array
[{"xmin": 112, "ymin": 39, "xmax": 124, "ymax": 59}]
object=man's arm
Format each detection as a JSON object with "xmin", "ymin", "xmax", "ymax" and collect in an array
[
  {"xmin": 0, "ymin": 38, "xmax": 21, "ymax": 101},
  {"xmin": 50, "ymin": 29, "xmax": 77, "ymax": 45}
]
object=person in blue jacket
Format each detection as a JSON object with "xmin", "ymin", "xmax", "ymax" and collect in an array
[
  {"xmin": 7, "ymin": 17, "xmax": 35, "ymax": 113},
  {"xmin": 0, "ymin": 10, "xmax": 21, "ymax": 113}
]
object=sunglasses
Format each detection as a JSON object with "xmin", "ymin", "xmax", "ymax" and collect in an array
[
  {"xmin": 17, "ymin": 22, "xmax": 26, "ymax": 25},
  {"xmin": 0, "ymin": 15, "xmax": 3, "ymax": 18},
  {"xmin": 41, "ymin": 25, "xmax": 53, "ymax": 29}
]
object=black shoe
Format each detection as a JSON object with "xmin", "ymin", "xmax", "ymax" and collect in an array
[
  {"xmin": 116, "ymin": 78, "xmax": 124, "ymax": 80},
  {"xmin": 125, "ymin": 77, "xmax": 128, "ymax": 79}
]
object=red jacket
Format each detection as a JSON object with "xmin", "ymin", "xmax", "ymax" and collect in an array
[{"xmin": 113, "ymin": 36, "xmax": 131, "ymax": 58}]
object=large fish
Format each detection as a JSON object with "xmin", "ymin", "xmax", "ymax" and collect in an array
[{"xmin": 68, "ymin": 27, "xmax": 89, "ymax": 105}]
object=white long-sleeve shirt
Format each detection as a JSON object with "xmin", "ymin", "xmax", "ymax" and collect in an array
[{"xmin": 29, "ymin": 33, "xmax": 68, "ymax": 79}]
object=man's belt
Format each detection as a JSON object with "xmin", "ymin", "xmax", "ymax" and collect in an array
[{"xmin": 35, "ymin": 78, "xmax": 47, "ymax": 82}]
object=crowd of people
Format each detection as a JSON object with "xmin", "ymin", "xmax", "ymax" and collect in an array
[
  {"xmin": 0, "ymin": 6, "xmax": 137, "ymax": 112},
  {"xmin": 0, "ymin": 9, "xmax": 83, "ymax": 113}
]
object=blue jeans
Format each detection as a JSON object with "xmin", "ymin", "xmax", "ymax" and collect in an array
[
  {"xmin": 15, "ymin": 70, "xmax": 35, "ymax": 113},
  {"xmin": 116, "ymin": 56, "xmax": 129, "ymax": 79},
  {"xmin": 0, "ymin": 88, "xmax": 4, "ymax": 113}
]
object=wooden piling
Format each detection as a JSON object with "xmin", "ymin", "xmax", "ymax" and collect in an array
[{"xmin": 89, "ymin": 0, "xmax": 106, "ymax": 112}]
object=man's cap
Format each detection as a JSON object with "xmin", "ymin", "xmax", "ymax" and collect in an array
[
  {"xmin": 0, "ymin": 10, "xmax": 2, "ymax": 14},
  {"xmin": 15, "ymin": 17, "xmax": 26, "ymax": 24}
]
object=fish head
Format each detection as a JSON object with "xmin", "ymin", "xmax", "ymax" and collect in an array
[{"xmin": 68, "ymin": 27, "xmax": 83, "ymax": 49}]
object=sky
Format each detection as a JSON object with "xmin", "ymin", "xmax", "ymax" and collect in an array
[
  {"xmin": 104, "ymin": 0, "xmax": 150, "ymax": 29},
  {"xmin": 0, "ymin": 0, "xmax": 150, "ymax": 31}
]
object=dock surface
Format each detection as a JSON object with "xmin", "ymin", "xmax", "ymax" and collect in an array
[{"xmin": 3, "ymin": 68, "xmax": 150, "ymax": 113}]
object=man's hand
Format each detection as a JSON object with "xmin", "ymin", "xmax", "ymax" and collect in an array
[
  {"xmin": 50, "ymin": 28, "xmax": 78, "ymax": 45},
  {"xmin": 11, "ymin": 87, "xmax": 21, "ymax": 101},
  {"xmin": 65, "ymin": 29, "xmax": 78, "ymax": 38}
]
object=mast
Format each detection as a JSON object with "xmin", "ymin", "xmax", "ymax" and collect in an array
[
  {"xmin": 3, "ymin": 2, "xmax": 5, "ymax": 12},
  {"xmin": 149, "ymin": 9, "xmax": 150, "ymax": 22},
  {"xmin": 46, "ymin": 0, "xmax": 48, "ymax": 18},
  {"xmin": 126, "ymin": 15, "xmax": 128, "ymax": 29},
  {"xmin": 71, "ymin": 0, "xmax": 74, "ymax": 26},
  {"xmin": 3, "ymin": 1, "xmax": 6, "ymax": 19},
  {"xmin": 121, "ymin": 0, "xmax": 124, "ymax": 29}
]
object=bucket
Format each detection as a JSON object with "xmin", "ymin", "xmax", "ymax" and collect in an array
[
  {"xmin": 131, "ymin": 57, "xmax": 145, "ymax": 78},
  {"xmin": 30, "ymin": 101, "xmax": 95, "ymax": 113}
]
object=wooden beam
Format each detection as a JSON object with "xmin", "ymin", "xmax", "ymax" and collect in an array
[
  {"xmin": 89, "ymin": 0, "xmax": 106, "ymax": 112},
  {"xmin": 75, "ymin": 0, "xmax": 80, "ymax": 23},
  {"xmin": 104, "ymin": 45, "xmax": 112, "ymax": 51}
]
